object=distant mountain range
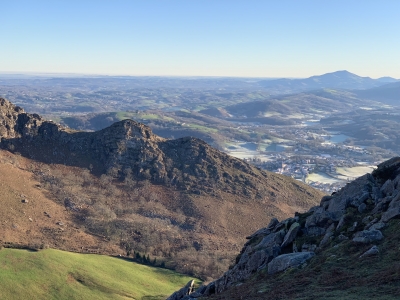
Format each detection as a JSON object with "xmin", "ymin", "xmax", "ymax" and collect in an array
[{"xmin": 258, "ymin": 70, "xmax": 398, "ymax": 94}]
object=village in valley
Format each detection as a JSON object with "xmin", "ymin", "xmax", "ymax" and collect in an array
[{"xmin": 226, "ymin": 123, "xmax": 381, "ymax": 194}]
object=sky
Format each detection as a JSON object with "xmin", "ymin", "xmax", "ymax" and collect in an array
[{"xmin": 1, "ymin": 0, "xmax": 399, "ymax": 78}]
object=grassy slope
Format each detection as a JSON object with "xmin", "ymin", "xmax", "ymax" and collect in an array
[{"xmin": 0, "ymin": 248, "xmax": 195, "ymax": 300}]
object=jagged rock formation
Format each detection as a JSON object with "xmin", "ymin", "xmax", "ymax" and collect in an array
[
  {"xmin": 169, "ymin": 157, "xmax": 400, "ymax": 299},
  {"xmin": 0, "ymin": 97, "xmax": 323, "ymax": 201}
]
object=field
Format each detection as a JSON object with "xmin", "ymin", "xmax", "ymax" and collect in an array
[
  {"xmin": 306, "ymin": 172, "xmax": 341, "ymax": 184},
  {"xmin": 0, "ymin": 248, "xmax": 195, "ymax": 300},
  {"xmin": 336, "ymin": 166, "xmax": 376, "ymax": 179}
]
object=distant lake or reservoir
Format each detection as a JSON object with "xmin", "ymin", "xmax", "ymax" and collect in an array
[
  {"xmin": 302, "ymin": 120, "xmax": 320, "ymax": 126},
  {"xmin": 324, "ymin": 132, "xmax": 350, "ymax": 143},
  {"xmin": 240, "ymin": 142, "xmax": 258, "ymax": 151},
  {"xmin": 265, "ymin": 143, "xmax": 291, "ymax": 152}
]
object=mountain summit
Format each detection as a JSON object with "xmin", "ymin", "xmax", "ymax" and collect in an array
[{"xmin": 259, "ymin": 70, "xmax": 391, "ymax": 93}]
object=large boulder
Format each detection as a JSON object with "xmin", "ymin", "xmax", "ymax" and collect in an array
[
  {"xmin": 381, "ymin": 207, "xmax": 400, "ymax": 223},
  {"xmin": 381, "ymin": 179, "xmax": 395, "ymax": 197},
  {"xmin": 267, "ymin": 252, "xmax": 315, "ymax": 275},
  {"xmin": 281, "ymin": 222, "xmax": 300, "ymax": 248},
  {"xmin": 353, "ymin": 229, "xmax": 383, "ymax": 244}
]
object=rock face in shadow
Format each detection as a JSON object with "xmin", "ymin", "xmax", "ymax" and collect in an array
[
  {"xmin": 168, "ymin": 157, "xmax": 400, "ymax": 299},
  {"xmin": 0, "ymin": 97, "xmax": 323, "ymax": 202}
]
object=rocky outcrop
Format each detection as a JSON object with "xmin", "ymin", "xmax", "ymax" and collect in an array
[{"xmin": 168, "ymin": 157, "xmax": 400, "ymax": 299}]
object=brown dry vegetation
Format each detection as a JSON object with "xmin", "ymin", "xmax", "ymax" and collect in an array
[
  {"xmin": 0, "ymin": 149, "xmax": 322, "ymax": 280},
  {"xmin": 0, "ymin": 150, "xmax": 119, "ymax": 254}
]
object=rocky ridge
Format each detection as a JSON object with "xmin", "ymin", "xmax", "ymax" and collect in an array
[
  {"xmin": 168, "ymin": 157, "xmax": 400, "ymax": 299},
  {"xmin": 0, "ymin": 97, "xmax": 323, "ymax": 202}
]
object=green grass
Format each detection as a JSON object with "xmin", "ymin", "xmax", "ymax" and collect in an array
[
  {"xmin": 0, "ymin": 248, "xmax": 196, "ymax": 300},
  {"xmin": 186, "ymin": 123, "xmax": 218, "ymax": 133}
]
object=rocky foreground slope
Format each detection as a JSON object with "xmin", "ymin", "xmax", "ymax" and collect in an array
[{"xmin": 169, "ymin": 157, "xmax": 400, "ymax": 299}]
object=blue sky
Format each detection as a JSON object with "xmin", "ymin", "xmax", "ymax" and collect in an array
[{"xmin": 1, "ymin": 1, "xmax": 399, "ymax": 78}]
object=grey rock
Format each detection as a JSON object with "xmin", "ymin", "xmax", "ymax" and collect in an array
[
  {"xmin": 372, "ymin": 186, "xmax": 382, "ymax": 203},
  {"xmin": 362, "ymin": 216, "xmax": 372, "ymax": 225},
  {"xmin": 306, "ymin": 205, "xmax": 321, "ymax": 214},
  {"xmin": 338, "ymin": 234, "xmax": 349, "ymax": 241},
  {"xmin": 353, "ymin": 229, "xmax": 384, "ymax": 243},
  {"xmin": 326, "ymin": 175, "xmax": 372, "ymax": 213},
  {"xmin": 255, "ymin": 230, "xmax": 285, "ymax": 251},
  {"xmin": 364, "ymin": 217, "xmax": 379, "ymax": 230},
  {"xmin": 320, "ymin": 195, "xmax": 333, "ymax": 209},
  {"xmin": 347, "ymin": 222, "xmax": 358, "ymax": 232},
  {"xmin": 281, "ymin": 222, "xmax": 300, "ymax": 248},
  {"xmin": 305, "ymin": 210, "xmax": 341, "ymax": 228},
  {"xmin": 369, "ymin": 222, "xmax": 386, "ymax": 231},
  {"xmin": 267, "ymin": 218, "xmax": 280, "ymax": 229},
  {"xmin": 381, "ymin": 207, "xmax": 400, "ymax": 222},
  {"xmin": 371, "ymin": 201, "xmax": 385, "ymax": 214},
  {"xmin": 381, "ymin": 179, "xmax": 395, "ymax": 197},
  {"xmin": 302, "ymin": 243, "xmax": 317, "ymax": 252},
  {"xmin": 358, "ymin": 203, "xmax": 367, "ymax": 213},
  {"xmin": 306, "ymin": 226, "xmax": 326, "ymax": 236},
  {"xmin": 393, "ymin": 174, "xmax": 400, "ymax": 189},
  {"xmin": 327, "ymin": 196, "xmax": 350, "ymax": 212},
  {"xmin": 351, "ymin": 192, "xmax": 369, "ymax": 207},
  {"xmin": 336, "ymin": 215, "xmax": 346, "ymax": 231},
  {"xmin": 267, "ymin": 252, "xmax": 315, "ymax": 275},
  {"xmin": 319, "ymin": 223, "xmax": 335, "ymax": 247},
  {"xmin": 360, "ymin": 245, "xmax": 379, "ymax": 258},
  {"xmin": 388, "ymin": 193, "xmax": 400, "ymax": 210}
]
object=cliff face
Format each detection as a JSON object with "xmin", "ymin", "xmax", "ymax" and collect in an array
[
  {"xmin": 0, "ymin": 97, "xmax": 323, "ymax": 202},
  {"xmin": 168, "ymin": 157, "xmax": 400, "ymax": 299}
]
